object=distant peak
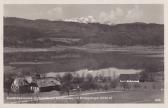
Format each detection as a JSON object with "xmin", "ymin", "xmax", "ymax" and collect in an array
[{"xmin": 64, "ymin": 16, "xmax": 96, "ymax": 24}]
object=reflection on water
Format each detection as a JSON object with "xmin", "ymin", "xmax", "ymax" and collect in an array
[{"xmin": 4, "ymin": 48, "xmax": 164, "ymax": 76}]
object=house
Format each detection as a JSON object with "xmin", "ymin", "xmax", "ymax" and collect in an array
[
  {"xmin": 119, "ymin": 74, "xmax": 140, "ymax": 83},
  {"xmin": 11, "ymin": 78, "xmax": 28, "ymax": 93},
  {"xmin": 36, "ymin": 77, "xmax": 61, "ymax": 92},
  {"xmin": 10, "ymin": 76, "xmax": 62, "ymax": 93},
  {"xmin": 10, "ymin": 76, "xmax": 37, "ymax": 93}
]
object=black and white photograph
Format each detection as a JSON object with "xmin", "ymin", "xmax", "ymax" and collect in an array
[{"xmin": 3, "ymin": 4, "xmax": 164, "ymax": 104}]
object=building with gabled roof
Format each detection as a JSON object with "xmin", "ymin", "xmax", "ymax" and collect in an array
[
  {"xmin": 119, "ymin": 74, "xmax": 140, "ymax": 83},
  {"xmin": 36, "ymin": 77, "xmax": 61, "ymax": 92}
]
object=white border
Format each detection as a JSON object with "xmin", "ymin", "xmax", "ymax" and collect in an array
[{"xmin": 0, "ymin": 0, "xmax": 167, "ymax": 108}]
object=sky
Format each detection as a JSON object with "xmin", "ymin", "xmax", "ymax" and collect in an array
[{"xmin": 4, "ymin": 4, "xmax": 164, "ymax": 24}]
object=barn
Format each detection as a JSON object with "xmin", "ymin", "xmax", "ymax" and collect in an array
[
  {"xmin": 36, "ymin": 77, "xmax": 61, "ymax": 92},
  {"xmin": 11, "ymin": 77, "xmax": 29, "ymax": 93},
  {"xmin": 119, "ymin": 74, "xmax": 140, "ymax": 82},
  {"xmin": 10, "ymin": 76, "xmax": 38, "ymax": 93}
]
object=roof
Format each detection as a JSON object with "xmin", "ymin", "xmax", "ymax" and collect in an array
[
  {"xmin": 12, "ymin": 78, "xmax": 29, "ymax": 86},
  {"xmin": 119, "ymin": 74, "xmax": 140, "ymax": 81},
  {"xmin": 36, "ymin": 78, "xmax": 61, "ymax": 87},
  {"xmin": 24, "ymin": 76, "xmax": 33, "ymax": 83}
]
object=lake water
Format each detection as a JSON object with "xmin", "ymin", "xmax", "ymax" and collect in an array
[{"xmin": 4, "ymin": 46, "xmax": 164, "ymax": 76}]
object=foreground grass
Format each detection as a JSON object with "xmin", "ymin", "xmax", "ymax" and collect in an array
[
  {"xmin": 4, "ymin": 90, "xmax": 164, "ymax": 104},
  {"xmin": 39, "ymin": 90, "xmax": 164, "ymax": 103}
]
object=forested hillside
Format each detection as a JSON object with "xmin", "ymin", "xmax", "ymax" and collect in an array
[{"xmin": 4, "ymin": 17, "xmax": 164, "ymax": 47}]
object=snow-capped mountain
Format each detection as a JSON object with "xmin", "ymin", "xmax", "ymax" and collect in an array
[{"xmin": 64, "ymin": 16, "xmax": 96, "ymax": 24}]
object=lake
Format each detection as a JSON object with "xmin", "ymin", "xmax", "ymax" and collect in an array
[{"xmin": 4, "ymin": 46, "xmax": 164, "ymax": 76}]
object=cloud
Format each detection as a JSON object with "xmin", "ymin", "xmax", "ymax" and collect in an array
[
  {"xmin": 50, "ymin": 5, "xmax": 143, "ymax": 24},
  {"xmin": 46, "ymin": 7, "xmax": 63, "ymax": 20},
  {"xmin": 115, "ymin": 7, "xmax": 124, "ymax": 17},
  {"xmin": 98, "ymin": 6, "xmax": 143, "ymax": 25},
  {"xmin": 125, "ymin": 5, "xmax": 143, "ymax": 23},
  {"xmin": 98, "ymin": 7, "xmax": 124, "ymax": 25}
]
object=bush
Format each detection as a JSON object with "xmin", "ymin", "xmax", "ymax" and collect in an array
[
  {"xmin": 104, "ymin": 84, "xmax": 109, "ymax": 90},
  {"xmin": 133, "ymin": 83, "xmax": 141, "ymax": 89},
  {"xmin": 120, "ymin": 82, "xmax": 130, "ymax": 90},
  {"xmin": 80, "ymin": 81, "xmax": 97, "ymax": 90},
  {"xmin": 61, "ymin": 73, "xmax": 74, "ymax": 95},
  {"xmin": 139, "ymin": 71, "xmax": 155, "ymax": 82},
  {"xmin": 110, "ymin": 79, "xmax": 119, "ymax": 89},
  {"xmin": 86, "ymin": 73, "xmax": 93, "ymax": 82}
]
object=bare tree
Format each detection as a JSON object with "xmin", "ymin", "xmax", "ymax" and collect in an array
[{"xmin": 62, "ymin": 73, "xmax": 73, "ymax": 95}]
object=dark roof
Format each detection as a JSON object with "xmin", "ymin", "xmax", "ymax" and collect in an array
[
  {"xmin": 29, "ymin": 82, "xmax": 38, "ymax": 87},
  {"xmin": 36, "ymin": 77, "xmax": 61, "ymax": 87},
  {"xmin": 119, "ymin": 74, "xmax": 140, "ymax": 80}
]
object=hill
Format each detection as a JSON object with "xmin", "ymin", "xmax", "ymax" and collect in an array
[{"xmin": 4, "ymin": 17, "xmax": 164, "ymax": 48}]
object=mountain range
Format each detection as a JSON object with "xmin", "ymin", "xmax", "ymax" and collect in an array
[
  {"xmin": 4, "ymin": 17, "xmax": 164, "ymax": 48},
  {"xmin": 64, "ymin": 16, "xmax": 96, "ymax": 24}
]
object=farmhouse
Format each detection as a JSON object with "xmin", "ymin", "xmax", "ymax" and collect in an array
[
  {"xmin": 36, "ymin": 77, "xmax": 61, "ymax": 92},
  {"xmin": 11, "ymin": 77, "xmax": 29, "ymax": 93},
  {"xmin": 119, "ymin": 74, "xmax": 140, "ymax": 83},
  {"xmin": 10, "ymin": 76, "xmax": 39, "ymax": 93}
]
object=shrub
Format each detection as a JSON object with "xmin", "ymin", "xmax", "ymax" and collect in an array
[
  {"xmin": 104, "ymin": 84, "xmax": 109, "ymax": 90},
  {"xmin": 120, "ymin": 82, "xmax": 130, "ymax": 90},
  {"xmin": 133, "ymin": 83, "xmax": 141, "ymax": 89},
  {"xmin": 61, "ymin": 73, "xmax": 74, "ymax": 95},
  {"xmin": 110, "ymin": 79, "xmax": 119, "ymax": 89}
]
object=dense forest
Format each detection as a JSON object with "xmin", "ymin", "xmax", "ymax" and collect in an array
[{"xmin": 4, "ymin": 17, "xmax": 164, "ymax": 48}]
